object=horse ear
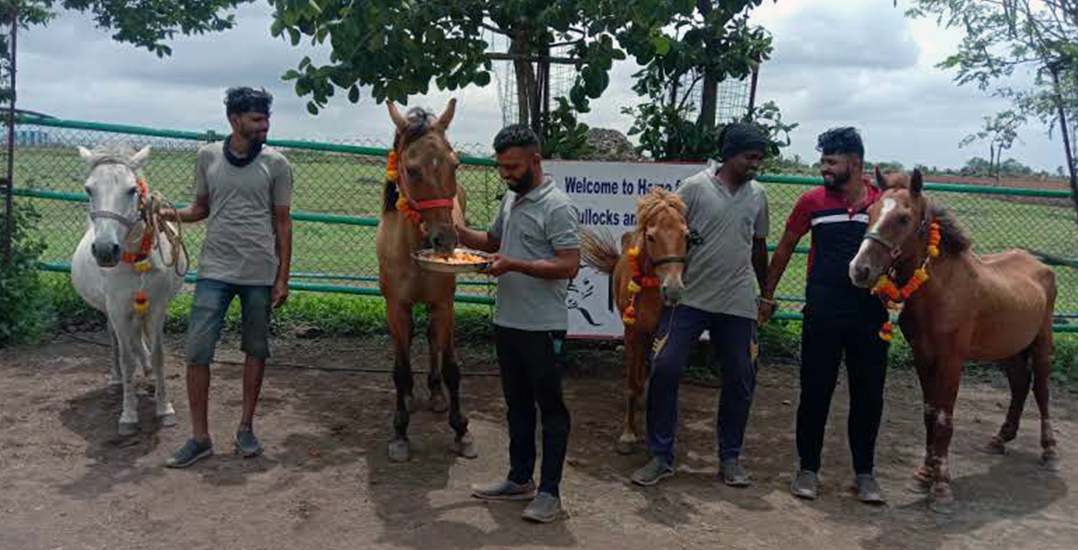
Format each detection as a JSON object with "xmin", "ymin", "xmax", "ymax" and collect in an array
[
  {"xmin": 78, "ymin": 146, "xmax": 96, "ymax": 167},
  {"xmin": 874, "ymin": 165, "xmax": 886, "ymax": 189},
  {"xmin": 130, "ymin": 145, "xmax": 151, "ymax": 170},
  {"xmin": 387, "ymin": 101, "xmax": 408, "ymax": 130},
  {"xmin": 437, "ymin": 98, "xmax": 457, "ymax": 131},
  {"xmin": 911, "ymin": 168, "xmax": 924, "ymax": 197}
]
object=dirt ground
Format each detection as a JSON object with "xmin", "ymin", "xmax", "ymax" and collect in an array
[{"xmin": 1, "ymin": 333, "xmax": 1077, "ymax": 550}]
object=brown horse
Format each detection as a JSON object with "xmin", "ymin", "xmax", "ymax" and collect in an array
[
  {"xmin": 376, "ymin": 99, "xmax": 475, "ymax": 462},
  {"xmin": 849, "ymin": 168, "xmax": 1057, "ymax": 506},
  {"xmin": 581, "ymin": 188, "xmax": 689, "ymax": 454}
]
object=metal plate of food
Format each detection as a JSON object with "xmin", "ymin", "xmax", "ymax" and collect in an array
[{"xmin": 412, "ymin": 248, "xmax": 492, "ymax": 274}]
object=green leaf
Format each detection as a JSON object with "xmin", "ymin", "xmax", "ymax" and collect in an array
[
  {"xmin": 307, "ymin": 102, "xmax": 320, "ymax": 116},
  {"xmin": 348, "ymin": 85, "xmax": 360, "ymax": 103},
  {"xmin": 652, "ymin": 35, "xmax": 670, "ymax": 55}
]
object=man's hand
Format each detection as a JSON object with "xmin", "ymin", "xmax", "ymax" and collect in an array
[
  {"xmin": 483, "ymin": 254, "xmax": 517, "ymax": 277},
  {"xmin": 272, "ymin": 279, "xmax": 290, "ymax": 309},
  {"xmin": 757, "ymin": 300, "xmax": 775, "ymax": 325}
]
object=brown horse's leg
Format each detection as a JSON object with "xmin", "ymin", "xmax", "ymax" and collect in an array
[
  {"xmin": 431, "ymin": 303, "xmax": 475, "ymax": 458},
  {"xmin": 988, "ymin": 352, "xmax": 1031, "ymax": 454},
  {"xmin": 1030, "ymin": 327, "xmax": 1057, "ymax": 468},
  {"xmin": 929, "ymin": 366, "xmax": 962, "ymax": 506},
  {"xmin": 426, "ymin": 318, "xmax": 448, "ymax": 413},
  {"xmin": 387, "ymin": 302, "xmax": 414, "ymax": 462},
  {"xmin": 910, "ymin": 356, "xmax": 936, "ymax": 494},
  {"xmin": 617, "ymin": 331, "xmax": 641, "ymax": 455}
]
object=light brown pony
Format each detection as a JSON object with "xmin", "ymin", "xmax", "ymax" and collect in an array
[
  {"xmin": 581, "ymin": 188, "xmax": 689, "ymax": 454},
  {"xmin": 376, "ymin": 99, "xmax": 475, "ymax": 462},
  {"xmin": 849, "ymin": 168, "xmax": 1058, "ymax": 506}
]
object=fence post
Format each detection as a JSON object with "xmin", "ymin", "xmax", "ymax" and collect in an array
[{"xmin": 2, "ymin": 6, "xmax": 17, "ymax": 265}]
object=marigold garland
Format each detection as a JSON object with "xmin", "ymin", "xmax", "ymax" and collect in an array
[
  {"xmin": 386, "ymin": 151, "xmax": 421, "ymax": 224},
  {"xmin": 622, "ymin": 246, "xmax": 661, "ymax": 326},
  {"xmin": 870, "ymin": 221, "xmax": 941, "ymax": 340}
]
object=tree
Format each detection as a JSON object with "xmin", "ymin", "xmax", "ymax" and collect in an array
[
  {"xmin": 268, "ymin": 0, "xmax": 631, "ymax": 132},
  {"xmin": 1, "ymin": 0, "xmax": 254, "ymax": 262},
  {"xmin": 959, "ymin": 110, "xmax": 1025, "ymax": 179},
  {"xmin": 907, "ymin": 0, "xmax": 1078, "ymax": 242}
]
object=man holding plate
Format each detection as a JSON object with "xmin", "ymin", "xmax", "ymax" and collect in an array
[{"xmin": 455, "ymin": 124, "xmax": 581, "ymax": 524}]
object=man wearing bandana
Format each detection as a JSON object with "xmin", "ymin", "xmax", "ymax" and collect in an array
[
  {"xmin": 630, "ymin": 123, "xmax": 770, "ymax": 488},
  {"xmin": 162, "ymin": 87, "xmax": 293, "ymax": 468},
  {"xmin": 759, "ymin": 127, "xmax": 889, "ymax": 504}
]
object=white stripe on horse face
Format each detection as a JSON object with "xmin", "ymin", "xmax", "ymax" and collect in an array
[{"xmin": 869, "ymin": 198, "xmax": 897, "ymax": 233}]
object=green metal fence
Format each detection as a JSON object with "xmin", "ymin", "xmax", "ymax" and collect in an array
[{"xmin": 5, "ymin": 115, "xmax": 1078, "ymax": 331}]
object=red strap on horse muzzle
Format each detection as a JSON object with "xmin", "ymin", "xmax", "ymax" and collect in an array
[{"xmin": 412, "ymin": 198, "xmax": 454, "ymax": 210}]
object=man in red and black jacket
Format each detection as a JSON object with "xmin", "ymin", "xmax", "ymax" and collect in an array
[{"xmin": 758, "ymin": 127, "xmax": 888, "ymax": 504}]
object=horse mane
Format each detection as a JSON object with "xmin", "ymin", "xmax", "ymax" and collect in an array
[
  {"xmin": 636, "ymin": 187, "xmax": 686, "ymax": 232},
  {"xmin": 927, "ymin": 200, "xmax": 970, "ymax": 255},
  {"xmin": 382, "ymin": 107, "xmax": 439, "ymax": 213},
  {"xmin": 85, "ymin": 143, "xmax": 140, "ymax": 169}
]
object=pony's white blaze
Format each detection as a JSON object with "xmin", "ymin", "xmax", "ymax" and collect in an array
[
  {"xmin": 850, "ymin": 198, "xmax": 898, "ymax": 283},
  {"xmin": 870, "ymin": 198, "xmax": 897, "ymax": 233}
]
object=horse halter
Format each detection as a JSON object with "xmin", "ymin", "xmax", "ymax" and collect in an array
[
  {"xmin": 393, "ymin": 133, "xmax": 456, "ymax": 213},
  {"xmin": 862, "ymin": 205, "xmax": 930, "ymax": 260},
  {"xmin": 88, "ymin": 173, "xmax": 149, "ymax": 229}
]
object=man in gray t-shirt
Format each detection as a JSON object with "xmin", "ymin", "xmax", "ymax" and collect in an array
[
  {"xmin": 457, "ymin": 124, "xmax": 580, "ymax": 524},
  {"xmin": 631, "ymin": 123, "xmax": 770, "ymax": 489},
  {"xmin": 163, "ymin": 87, "xmax": 293, "ymax": 468}
]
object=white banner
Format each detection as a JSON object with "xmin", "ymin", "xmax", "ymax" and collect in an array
[{"xmin": 545, "ymin": 161, "xmax": 708, "ymax": 338}]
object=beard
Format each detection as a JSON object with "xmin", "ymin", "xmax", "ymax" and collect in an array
[
  {"xmin": 823, "ymin": 168, "xmax": 850, "ymax": 191},
  {"xmin": 506, "ymin": 166, "xmax": 534, "ymax": 194}
]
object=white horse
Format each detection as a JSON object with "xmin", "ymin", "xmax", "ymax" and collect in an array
[{"xmin": 71, "ymin": 144, "xmax": 186, "ymax": 435}]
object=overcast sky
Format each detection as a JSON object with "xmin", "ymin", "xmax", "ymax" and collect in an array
[{"xmin": 16, "ymin": 0, "xmax": 1067, "ymax": 171}]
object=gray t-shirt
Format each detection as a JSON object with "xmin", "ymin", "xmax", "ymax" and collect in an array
[
  {"xmin": 193, "ymin": 141, "xmax": 293, "ymax": 286},
  {"xmin": 678, "ymin": 163, "xmax": 769, "ymax": 319},
  {"xmin": 487, "ymin": 178, "xmax": 580, "ymax": 331}
]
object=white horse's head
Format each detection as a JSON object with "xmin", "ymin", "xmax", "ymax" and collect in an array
[{"xmin": 78, "ymin": 144, "xmax": 151, "ymax": 267}]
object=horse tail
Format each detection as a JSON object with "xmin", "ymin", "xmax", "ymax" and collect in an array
[{"xmin": 581, "ymin": 227, "xmax": 620, "ymax": 274}]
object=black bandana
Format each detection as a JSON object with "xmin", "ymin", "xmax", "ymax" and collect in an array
[{"xmin": 222, "ymin": 135, "xmax": 263, "ymax": 168}]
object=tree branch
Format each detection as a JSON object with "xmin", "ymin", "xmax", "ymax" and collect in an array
[{"xmin": 480, "ymin": 23, "xmax": 508, "ymax": 36}]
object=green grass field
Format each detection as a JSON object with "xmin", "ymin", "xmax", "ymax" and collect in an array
[{"xmin": 6, "ymin": 138, "xmax": 1077, "ymax": 315}]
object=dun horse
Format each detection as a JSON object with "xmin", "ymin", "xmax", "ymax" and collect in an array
[
  {"xmin": 581, "ymin": 188, "xmax": 689, "ymax": 454},
  {"xmin": 376, "ymin": 99, "xmax": 476, "ymax": 462},
  {"xmin": 849, "ymin": 168, "xmax": 1057, "ymax": 507},
  {"xmin": 71, "ymin": 144, "xmax": 187, "ymax": 435}
]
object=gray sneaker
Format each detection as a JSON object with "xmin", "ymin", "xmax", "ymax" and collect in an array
[
  {"xmin": 719, "ymin": 459, "xmax": 752, "ymax": 487},
  {"xmin": 855, "ymin": 474, "xmax": 885, "ymax": 504},
  {"xmin": 165, "ymin": 437, "xmax": 213, "ymax": 468},
  {"xmin": 471, "ymin": 479, "xmax": 536, "ymax": 501},
  {"xmin": 631, "ymin": 457, "xmax": 674, "ymax": 486},
  {"xmin": 790, "ymin": 469, "xmax": 819, "ymax": 500},
  {"xmin": 234, "ymin": 427, "xmax": 264, "ymax": 458},
  {"xmin": 522, "ymin": 492, "xmax": 561, "ymax": 523}
]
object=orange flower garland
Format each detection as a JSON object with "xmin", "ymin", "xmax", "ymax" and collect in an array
[
  {"xmin": 622, "ymin": 247, "xmax": 661, "ymax": 326},
  {"xmin": 386, "ymin": 151, "xmax": 421, "ymax": 224},
  {"xmin": 870, "ymin": 221, "xmax": 942, "ymax": 341}
]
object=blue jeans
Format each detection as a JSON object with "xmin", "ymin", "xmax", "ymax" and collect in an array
[
  {"xmin": 646, "ymin": 305, "xmax": 758, "ymax": 465},
  {"xmin": 185, "ymin": 279, "xmax": 272, "ymax": 366}
]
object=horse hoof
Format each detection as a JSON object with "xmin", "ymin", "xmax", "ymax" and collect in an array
[
  {"xmin": 907, "ymin": 467, "xmax": 932, "ymax": 494},
  {"xmin": 158, "ymin": 412, "xmax": 177, "ymax": 428},
  {"xmin": 388, "ymin": 439, "xmax": 411, "ymax": 462},
  {"xmin": 454, "ymin": 433, "xmax": 478, "ymax": 459},
  {"xmin": 1041, "ymin": 453, "xmax": 1061, "ymax": 472},
  {"xmin": 983, "ymin": 437, "xmax": 1007, "ymax": 455},
  {"xmin": 929, "ymin": 498, "xmax": 955, "ymax": 515},
  {"xmin": 615, "ymin": 439, "xmax": 637, "ymax": 456},
  {"xmin": 930, "ymin": 482, "xmax": 954, "ymax": 507},
  {"xmin": 429, "ymin": 392, "xmax": 448, "ymax": 414},
  {"xmin": 118, "ymin": 422, "xmax": 139, "ymax": 436},
  {"xmin": 106, "ymin": 377, "xmax": 123, "ymax": 388}
]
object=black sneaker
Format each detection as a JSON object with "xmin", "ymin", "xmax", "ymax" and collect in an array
[
  {"xmin": 719, "ymin": 459, "xmax": 752, "ymax": 487},
  {"xmin": 855, "ymin": 474, "xmax": 885, "ymax": 504},
  {"xmin": 165, "ymin": 438, "xmax": 213, "ymax": 468},
  {"xmin": 471, "ymin": 479, "xmax": 537, "ymax": 501},
  {"xmin": 631, "ymin": 457, "xmax": 675, "ymax": 486},
  {"xmin": 790, "ymin": 469, "xmax": 819, "ymax": 500},
  {"xmin": 234, "ymin": 427, "xmax": 264, "ymax": 458}
]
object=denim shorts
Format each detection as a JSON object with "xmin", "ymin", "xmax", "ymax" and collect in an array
[{"xmin": 185, "ymin": 279, "xmax": 272, "ymax": 366}]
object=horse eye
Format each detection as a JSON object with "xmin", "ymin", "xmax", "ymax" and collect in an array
[
  {"xmin": 898, "ymin": 213, "xmax": 911, "ymax": 224},
  {"xmin": 646, "ymin": 234, "xmax": 656, "ymax": 242},
  {"xmin": 84, "ymin": 186, "xmax": 92, "ymax": 196},
  {"xmin": 407, "ymin": 168, "xmax": 421, "ymax": 181}
]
